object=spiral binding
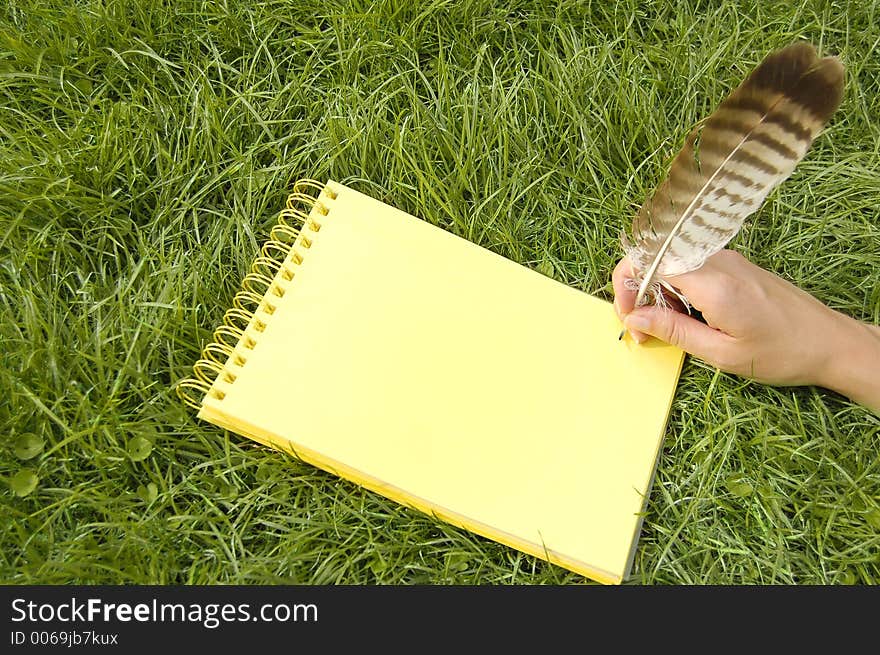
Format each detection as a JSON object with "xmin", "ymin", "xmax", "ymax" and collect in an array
[{"xmin": 175, "ymin": 178, "xmax": 338, "ymax": 410}]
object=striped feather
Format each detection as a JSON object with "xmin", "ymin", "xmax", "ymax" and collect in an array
[{"xmin": 622, "ymin": 42, "xmax": 845, "ymax": 307}]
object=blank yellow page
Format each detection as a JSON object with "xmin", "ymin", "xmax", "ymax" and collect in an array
[{"xmin": 199, "ymin": 181, "xmax": 683, "ymax": 584}]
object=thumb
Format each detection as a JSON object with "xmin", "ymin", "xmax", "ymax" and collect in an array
[{"xmin": 624, "ymin": 307, "xmax": 728, "ymax": 362}]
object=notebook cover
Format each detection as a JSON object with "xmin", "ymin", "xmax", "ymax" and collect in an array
[{"xmin": 185, "ymin": 180, "xmax": 684, "ymax": 584}]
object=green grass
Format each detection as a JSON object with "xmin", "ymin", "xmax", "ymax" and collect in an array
[{"xmin": 2, "ymin": 0, "xmax": 879, "ymax": 585}]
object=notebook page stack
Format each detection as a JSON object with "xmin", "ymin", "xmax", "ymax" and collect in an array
[{"xmin": 177, "ymin": 179, "xmax": 683, "ymax": 584}]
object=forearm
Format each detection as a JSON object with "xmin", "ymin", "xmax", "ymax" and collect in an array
[{"xmin": 820, "ymin": 315, "xmax": 880, "ymax": 414}]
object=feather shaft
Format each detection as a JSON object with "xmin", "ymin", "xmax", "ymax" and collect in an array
[{"xmin": 623, "ymin": 42, "xmax": 845, "ymax": 308}]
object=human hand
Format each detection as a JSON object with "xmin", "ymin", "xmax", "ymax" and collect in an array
[{"xmin": 612, "ymin": 249, "xmax": 880, "ymax": 412}]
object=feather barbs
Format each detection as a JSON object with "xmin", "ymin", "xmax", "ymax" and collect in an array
[{"xmin": 622, "ymin": 42, "xmax": 845, "ymax": 308}]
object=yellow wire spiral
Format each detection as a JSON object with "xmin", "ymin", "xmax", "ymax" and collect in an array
[{"xmin": 175, "ymin": 178, "xmax": 333, "ymax": 410}]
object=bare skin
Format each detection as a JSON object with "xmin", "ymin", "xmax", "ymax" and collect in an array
[{"xmin": 613, "ymin": 249, "xmax": 880, "ymax": 413}]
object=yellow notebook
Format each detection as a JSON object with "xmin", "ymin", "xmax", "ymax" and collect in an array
[{"xmin": 177, "ymin": 179, "xmax": 683, "ymax": 584}]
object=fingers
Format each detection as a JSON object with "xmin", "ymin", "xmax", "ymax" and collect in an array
[
  {"xmin": 612, "ymin": 256, "xmax": 649, "ymax": 341},
  {"xmin": 612, "ymin": 256, "xmax": 637, "ymax": 314},
  {"xmin": 664, "ymin": 249, "xmax": 750, "ymax": 309},
  {"xmin": 624, "ymin": 305, "xmax": 733, "ymax": 366},
  {"xmin": 612, "ymin": 250, "xmax": 750, "ymax": 344}
]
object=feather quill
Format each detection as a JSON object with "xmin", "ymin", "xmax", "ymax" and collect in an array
[{"xmin": 622, "ymin": 42, "xmax": 845, "ymax": 308}]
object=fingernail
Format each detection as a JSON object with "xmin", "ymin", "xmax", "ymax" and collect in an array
[{"xmin": 625, "ymin": 314, "xmax": 649, "ymax": 332}]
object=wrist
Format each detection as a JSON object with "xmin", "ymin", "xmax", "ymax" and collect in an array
[{"xmin": 819, "ymin": 313, "xmax": 880, "ymax": 413}]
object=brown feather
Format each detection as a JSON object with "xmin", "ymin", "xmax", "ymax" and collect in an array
[{"xmin": 622, "ymin": 42, "xmax": 845, "ymax": 307}]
